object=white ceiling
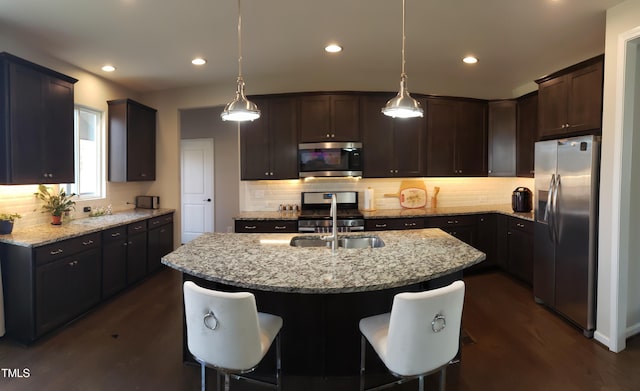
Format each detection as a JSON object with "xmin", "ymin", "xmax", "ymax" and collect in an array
[{"xmin": 0, "ymin": 0, "xmax": 624, "ymax": 99}]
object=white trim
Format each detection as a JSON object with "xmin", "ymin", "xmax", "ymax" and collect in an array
[{"xmin": 604, "ymin": 25, "xmax": 640, "ymax": 353}]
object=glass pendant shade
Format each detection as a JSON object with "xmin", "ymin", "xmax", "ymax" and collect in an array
[
  {"xmin": 221, "ymin": 77, "xmax": 260, "ymax": 121},
  {"xmin": 382, "ymin": 74, "xmax": 423, "ymax": 118}
]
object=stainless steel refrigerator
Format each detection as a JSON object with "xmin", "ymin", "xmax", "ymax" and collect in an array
[{"xmin": 534, "ymin": 135, "xmax": 600, "ymax": 337}]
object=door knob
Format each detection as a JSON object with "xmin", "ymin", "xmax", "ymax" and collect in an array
[{"xmin": 204, "ymin": 198, "xmax": 212, "ymax": 202}]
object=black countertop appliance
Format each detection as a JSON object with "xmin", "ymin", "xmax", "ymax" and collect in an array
[{"xmin": 512, "ymin": 187, "xmax": 532, "ymax": 212}]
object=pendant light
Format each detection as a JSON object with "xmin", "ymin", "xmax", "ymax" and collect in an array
[
  {"xmin": 221, "ymin": 0, "xmax": 260, "ymax": 122},
  {"xmin": 381, "ymin": 0, "xmax": 423, "ymax": 119}
]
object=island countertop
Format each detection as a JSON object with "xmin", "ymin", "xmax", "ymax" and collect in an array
[{"xmin": 162, "ymin": 229, "xmax": 485, "ymax": 294}]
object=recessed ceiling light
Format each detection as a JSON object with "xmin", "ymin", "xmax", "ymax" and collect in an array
[
  {"xmin": 192, "ymin": 58, "xmax": 207, "ymax": 66},
  {"xmin": 101, "ymin": 65, "xmax": 116, "ymax": 72},
  {"xmin": 463, "ymin": 56, "xmax": 478, "ymax": 64},
  {"xmin": 325, "ymin": 44, "xmax": 343, "ymax": 53}
]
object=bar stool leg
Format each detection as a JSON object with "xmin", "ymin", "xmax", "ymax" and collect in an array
[
  {"xmin": 439, "ymin": 367, "xmax": 446, "ymax": 391},
  {"xmin": 419, "ymin": 375, "xmax": 424, "ymax": 391},
  {"xmin": 224, "ymin": 373, "xmax": 230, "ymax": 391},
  {"xmin": 360, "ymin": 335, "xmax": 366, "ymax": 391},
  {"xmin": 276, "ymin": 334, "xmax": 282, "ymax": 391},
  {"xmin": 200, "ymin": 362, "xmax": 206, "ymax": 391}
]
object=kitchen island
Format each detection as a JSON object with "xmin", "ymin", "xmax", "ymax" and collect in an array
[{"xmin": 162, "ymin": 229, "xmax": 485, "ymax": 384}]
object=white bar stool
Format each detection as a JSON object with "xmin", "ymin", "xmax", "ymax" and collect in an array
[
  {"xmin": 183, "ymin": 281, "xmax": 283, "ymax": 391},
  {"xmin": 359, "ymin": 280, "xmax": 465, "ymax": 391}
]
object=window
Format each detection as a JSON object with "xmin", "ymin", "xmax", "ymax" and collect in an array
[{"xmin": 67, "ymin": 106, "xmax": 104, "ymax": 199}]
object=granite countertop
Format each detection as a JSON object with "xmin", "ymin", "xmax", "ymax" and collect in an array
[
  {"xmin": 162, "ymin": 229, "xmax": 485, "ymax": 294},
  {"xmin": 234, "ymin": 204, "xmax": 534, "ymax": 222},
  {"xmin": 0, "ymin": 208, "xmax": 175, "ymax": 248}
]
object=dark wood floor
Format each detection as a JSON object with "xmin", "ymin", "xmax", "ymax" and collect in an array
[{"xmin": 0, "ymin": 267, "xmax": 638, "ymax": 391}]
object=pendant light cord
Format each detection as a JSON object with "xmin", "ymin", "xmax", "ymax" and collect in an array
[
  {"xmin": 401, "ymin": 0, "xmax": 406, "ymax": 77},
  {"xmin": 237, "ymin": 0, "xmax": 243, "ymax": 79}
]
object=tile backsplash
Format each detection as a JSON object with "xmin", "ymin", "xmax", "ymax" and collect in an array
[{"xmin": 240, "ymin": 177, "xmax": 535, "ymax": 211}]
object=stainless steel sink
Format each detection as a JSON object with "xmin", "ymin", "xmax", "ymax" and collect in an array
[{"xmin": 289, "ymin": 235, "xmax": 385, "ymax": 249}]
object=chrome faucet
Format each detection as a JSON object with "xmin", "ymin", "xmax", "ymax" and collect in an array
[{"xmin": 321, "ymin": 193, "xmax": 338, "ymax": 253}]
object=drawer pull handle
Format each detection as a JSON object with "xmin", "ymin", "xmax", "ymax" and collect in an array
[
  {"xmin": 152, "ymin": 221, "xmax": 160, "ymax": 225},
  {"xmin": 134, "ymin": 226, "xmax": 143, "ymax": 230},
  {"xmin": 404, "ymin": 222, "xmax": 416, "ymax": 227},
  {"xmin": 68, "ymin": 260, "xmax": 78, "ymax": 267},
  {"xmin": 82, "ymin": 240, "xmax": 94, "ymax": 246},
  {"xmin": 375, "ymin": 224, "xmax": 387, "ymax": 228},
  {"xmin": 447, "ymin": 220, "xmax": 459, "ymax": 224},
  {"xmin": 111, "ymin": 232, "xmax": 121, "ymax": 238},
  {"xmin": 50, "ymin": 249, "xmax": 64, "ymax": 255},
  {"xmin": 274, "ymin": 226, "xmax": 286, "ymax": 230},
  {"xmin": 244, "ymin": 225, "xmax": 257, "ymax": 230}
]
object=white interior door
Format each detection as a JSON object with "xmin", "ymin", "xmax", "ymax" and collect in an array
[{"xmin": 181, "ymin": 138, "xmax": 214, "ymax": 243}]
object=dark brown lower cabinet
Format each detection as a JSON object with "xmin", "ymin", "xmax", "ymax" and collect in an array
[
  {"xmin": 35, "ymin": 247, "xmax": 101, "ymax": 336},
  {"xmin": 102, "ymin": 226, "xmax": 128, "ymax": 298},
  {"xmin": 127, "ymin": 222, "xmax": 148, "ymax": 284},
  {"xmin": 425, "ymin": 215, "xmax": 476, "ymax": 245},
  {"xmin": 364, "ymin": 218, "xmax": 424, "ymax": 231},
  {"xmin": 234, "ymin": 220, "xmax": 298, "ymax": 233},
  {"xmin": 0, "ymin": 212, "xmax": 174, "ymax": 344},
  {"xmin": 506, "ymin": 217, "xmax": 534, "ymax": 284},
  {"xmin": 147, "ymin": 214, "xmax": 174, "ymax": 273},
  {"xmin": 472, "ymin": 214, "xmax": 497, "ymax": 271}
]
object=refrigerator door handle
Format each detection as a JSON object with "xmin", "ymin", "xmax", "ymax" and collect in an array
[
  {"xmin": 545, "ymin": 174, "xmax": 556, "ymax": 242},
  {"xmin": 552, "ymin": 174, "xmax": 561, "ymax": 243}
]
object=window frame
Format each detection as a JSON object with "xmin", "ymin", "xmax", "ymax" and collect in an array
[{"xmin": 66, "ymin": 105, "xmax": 105, "ymax": 200}]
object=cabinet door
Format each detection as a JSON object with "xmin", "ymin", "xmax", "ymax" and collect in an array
[
  {"xmin": 516, "ymin": 93, "xmax": 537, "ymax": 177},
  {"xmin": 426, "ymin": 99, "xmax": 456, "ymax": 176},
  {"xmin": 507, "ymin": 218, "xmax": 533, "ymax": 284},
  {"xmin": 299, "ymin": 94, "xmax": 360, "ymax": 142},
  {"xmin": 127, "ymin": 102, "xmax": 156, "ymax": 181},
  {"xmin": 241, "ymin": 98, "xmax": 272, "ymax": 180},
  {"xmin": 148, "ymin": 223, "xmax": 173, "ymax": 273},
  {"xmin": 43, "ymin": 75, "xmax": 75, "ymax": 183},
  {"xmin": 299, "ymin": 95, "xmax": 332, "ymax": 142},
  {"xmin": 566, "ymin": 60, "xmax": 603, "ymax": 134},
  {"xmin": 455, "ymin": 100, "xmax": 487, "ymax": 176},
  {"xmin": 361, "ymin": 94, "xmax": 396, "ymax": 177},
  {"xmin": 2, "ymin": 58, "xmax": 75, "ymax": 185},
  {"xmin": 330, "ymin": 94, "xmax": 360, "ymax": 141},
  {"xmin": 488, "ymin": 100, "xmax": 516, "ymax": 177},
  {"xmin": 127, "ymin": 231, "xmax": 148, "ymax": 284},
  {"xmin": 394, "ymin": 105, "xmax": 427, "ymax": 177},
  {"xmin": 268, "ymin": 97, "xmax": 299, "ymax": 179},
  {"xmin": 35, "ymin": 247, "xmax": 101, "ymax": 337},
  {"xmin": 102, "ymin": 228, "xmax": 128, "ymax": 298},
  {"xmin": 538, "ymin": 76, "xmax": 568, "ymax": 139},
  {"xmin": 475, "ymin": 214, "xmax": 496, "ymax": 262}
]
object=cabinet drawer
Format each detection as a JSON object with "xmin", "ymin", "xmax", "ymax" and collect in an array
[
  {"xmin": 425, "ymin": 215, "xmax": 477, "ymax": 228},
  {"xmin": 35, "ymin": 232, "xmax": 101, "ymax": 266},
  {"xmin": 128, "ymin": 220, "xmax": 148, "ymax": 234},
  {"xmin": 102, "ymin": 226, "xmax": 127, "ymax": 244},
  {"xmin": 365, "ymin": 218, "xmax": 424, "ymax": 231},
  {"xmin": 508, "ymin": 217, "xmax": 533, "ymax": 233},
  {"xmin": 148, "ymin": 213, "xmax": 173, "ymax": 228},
  {"xmin": 234, "ymin": 220, "xmax": 297, "ymax": 233}
]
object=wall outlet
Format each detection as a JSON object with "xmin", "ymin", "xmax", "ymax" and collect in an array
[{"xmin": 83, "ymin": 206, "xmax": 92, "ymax": 212}]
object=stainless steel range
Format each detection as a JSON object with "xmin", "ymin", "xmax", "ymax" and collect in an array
[{"xmin": 298, "ymin": 191, "xmax": 364, "ymax": 233}]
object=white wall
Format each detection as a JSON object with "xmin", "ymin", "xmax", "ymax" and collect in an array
[
  {"xmin": 597, "ymin": 0, "xmax": 640, "ymax": 352},
  {"xmin": 0, "ymin": 37, "xmax": 154, "ymax": 228}
]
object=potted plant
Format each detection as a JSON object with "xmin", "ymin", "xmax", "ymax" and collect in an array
[
  {"xmin": 34, "ymin": 184, "xmax": 77, "ymax": 225},
  {"xmin": 0, "ymin": 212, "xmax": 21, "ymax": 234}
]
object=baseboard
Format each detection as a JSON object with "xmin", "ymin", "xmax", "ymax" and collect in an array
[
  {"xmin": 593, "ymin": 330, "xmax": 611, "ymax": 350},
  {"xmin": 626, "ymin": 322, "xmax": 640, "ymax": 338}
]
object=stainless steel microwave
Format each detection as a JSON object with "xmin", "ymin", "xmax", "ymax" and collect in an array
[{"xmin": 298, "ymin": 142, "xmax": 363, "ymax": 178}]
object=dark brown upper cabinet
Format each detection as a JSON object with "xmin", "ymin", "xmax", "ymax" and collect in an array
[
  {"xmin": 108, "ymin": 99, "xmax": 157, "ymax": 182},
  {"xmin": 426, "ymin": 98, "xmax": 487, "ymax": 177},
  {"xmin": 488, "ymin": 100, "xmax": 517, "ymax": 177},
  {"xmin": 516, "ymin": 92, "xmax": 538, "ymax": 177},
  {"xmin": 0, "ymin": 52, "xmax": 77, "ymax": 185},
  {"xmin": 299, "ymin": 93, "xmax": 360, "ymax": 142},
  {"xmin": 240, "ymin": 96, "xmax": 298, "ymax": 180},
  {"xmin": 536, "ymin": 55, "xmax": 603, "ymax": 140},
  {"xmin": 360, "ymin": 94, "xmax": 427, "ymax": 177}
]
